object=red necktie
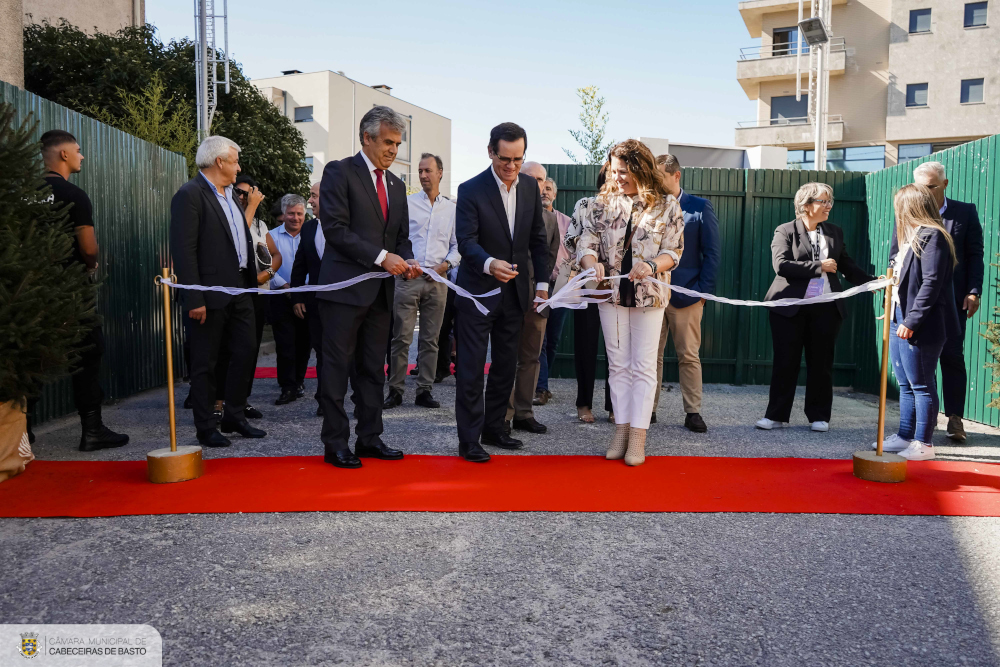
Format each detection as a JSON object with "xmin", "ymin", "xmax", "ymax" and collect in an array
[{"xmin": 374, "ymin": 169, "xmax": 389, "ymax": 221}]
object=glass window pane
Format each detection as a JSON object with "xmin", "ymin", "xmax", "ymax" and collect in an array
[
  {"xmin": 770, "ymin": 95, "xmax": 809, "ymax": 124},
  {"xmin": 304, "ymin": 156, "xmax": 314, "ymax": 169},
  {"xmin": 772, "ymin": 27, "xmax": 809, "ymax": 55},
  {"xmin": 906, "ymin": 83, "xmax": 929, "ymax": 107},
  {"xmin": 961, "ymin": 78, "xmax": 985, "ymax": 103},
  {"xmin": 965, "ymin": 2, "xmax": 988, "ymax": 27},
  {"xmin": 898, "ymin": 143, "xmax": 932, "ymax": 163},
  {"xmin": 294, "ymin": 106, "xmax": 313, "ymax": 123},
  {"xmin": 909, "ymin": 8, "xmax": 932, "ymax": 32}
]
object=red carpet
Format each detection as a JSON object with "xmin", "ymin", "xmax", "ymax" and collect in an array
[
  {"xmin": 0, "ymin": 456, "xmax": 998, "ymax": 518},
  {"xmin": 254, "ymin": 364, "xmax": 487, "ymax": 379}
]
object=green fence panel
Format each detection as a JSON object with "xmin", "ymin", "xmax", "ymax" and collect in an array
[
  {"xmin": 2, "ymin": 81, "xmax": 189, "ymax": 425},
  {"xmin": 860, "ymin": 135, "xmax": 1000, "ymax": 427}
]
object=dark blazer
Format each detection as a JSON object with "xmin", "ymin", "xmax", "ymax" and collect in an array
[
  {"xmin": 290, "ymin": 218, "xmax": 323, "ymax": 306},
  {"xmin": 891, "ymin": 228, "xmax": 961, "ymax": 346},
  {"xmin": 942, "ymin": 198, "xmax": 984, "ymax": 304},
  {"xmin": 170, "ymin": 174, "xmax": 254, "ymax": 310},
  {"xmin": 765, "ymin": 219, "xmax": 874, "ymax": 318},
  {"xmin": 535, "ymin": 209, "xmax": 562, "ymax": 319},
  {"xmin": 455, "ymin": 167, "xmax": 549, "ymax": 312},
  {"xmin": 316, "ymin": 153, "xmax": 413, "ymax": 306},
  {"xmin": 670, "ymin": 191, "xmax": 722, "ymax": 309}
]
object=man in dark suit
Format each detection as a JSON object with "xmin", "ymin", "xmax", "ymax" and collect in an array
[
  {"xmin": 291, "ymin": 181, "xmax": 326, "ymax": 416},
  {"xmin": 454, "ymin": 122, "xmax": 550, "ymax": 462},
  {"xmin": 170, "ymin": 135, "xmax": 266, "ymax": 447},
  {"xmin": 316, "ymin": 106, "xmax": 420, "ymax": 469},
  {"xmin": 652, "ymin": 154, "xmax": 721, "ymax": 432},
  {"xmin": 912, "ymin": 162, "xmax": 984, "ymax": 442}
]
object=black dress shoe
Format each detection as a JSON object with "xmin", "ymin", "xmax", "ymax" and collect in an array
[
  {"xmin": 324, "ymin": 449, "xmax": 362, "ymax": 468},
  {"xmin": 650, "ymin": 413, "xmax": 657, "ymax": 424},
  {"xmin": 294, "ymin": 383, "xmax": 306, "ymax": 399},
  {"xmin": 459, "ymin": 441, "xmax": 491, "ymax": 462},
  {"xmin": 408, "ymin": 366, "xmax": 418, "ymax": 376},
  {"xmin": 213, "ymin": 408, "xmax": 223, "ymax": 421},
  {"xmin": 685, "ymin": 413, "xmax": 708, "ymax": 433},
  {"xmin": 220, "ymin": 418, "xmax": 267, "ymax": 438},
  {"xmin": 481, "ymin": 430, "xmax": 523, "ymax": 450},
  {"xmin": 355, "ymin": 441, "xmax": 404, "ymax": 460},
  {"xmin": 183, "ymin": 393, "xmax": 193, "ymax": 409},
  {"xmin": 415, "ymin": 391, "xmax": 440, "ymax": 408},
  {"xmin": 197, "ymin": 429, "xmax": 231, "ymax": 447},
  {"xmin": 434, "ymin": 373, "xmax": 448, "ymax": 384},
  {"xmin": 513, "ymin": 417, "xmax": 547, "ymax": 434},
  {"xmin": 244, "ymin": 404, "xmax": 263, "ymax": 419},
  {"xmin": 382, "ymin": 389, "xmax": 403, "ymax": 410},
  {"xmin": 275, "ymin": 389, "xmax": 296, "ymax": 405}
]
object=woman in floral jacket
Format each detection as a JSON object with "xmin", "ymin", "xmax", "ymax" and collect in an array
[{"xmin": 575, "ymin": 140, "xmax": 685, "ymax": 466}]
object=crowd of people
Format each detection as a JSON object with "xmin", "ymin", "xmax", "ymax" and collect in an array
[{"xmin": 34, "ymin": 107, "xmax": 984, "ymax": 467}]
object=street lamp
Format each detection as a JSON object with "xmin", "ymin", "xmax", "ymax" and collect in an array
[{"xmin": 798, "ymin": 17, "xmax": 831, "ymax": 46}]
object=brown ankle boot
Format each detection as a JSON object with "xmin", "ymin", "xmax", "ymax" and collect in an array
[
  {"xmin": 607, "ymin": 423, "xmax": 630, "ymax": 460},
  {"xmin": 625, "ymin": 427, "xmax": 647, "ymax": 466}
]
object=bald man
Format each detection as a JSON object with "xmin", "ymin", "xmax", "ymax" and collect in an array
[{"xmin": 505, "ymin": 161, "xmax": 561, "ymax": 434}]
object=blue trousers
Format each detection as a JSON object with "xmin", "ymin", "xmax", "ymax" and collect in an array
[
  {"xmin": 536, "ymin": 308, "xmax": 567, "ymax": 393},
  {"xmin": 890, "ymin": 307, "xmax": 945, "ymax": 444}
]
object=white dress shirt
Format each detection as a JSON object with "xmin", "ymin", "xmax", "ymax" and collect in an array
[
  {"xmin": 484, "ymin": 167, "xmax": 547, "ymax": 291},
  {"xmin": 314, "ymin": 220, "xmax": 326, "ymax": 260},
  {"xmin": 359, "ymin": 150, "xmax": 389, "ymax": 267},
  {"xmin": 407, "ymin": 190, "xmax": 460, "ymax": 269}
]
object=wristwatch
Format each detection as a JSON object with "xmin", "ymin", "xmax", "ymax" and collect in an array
[{"xmin": 266, "ymin": 268, "xmax": 275, "ymax": 280}]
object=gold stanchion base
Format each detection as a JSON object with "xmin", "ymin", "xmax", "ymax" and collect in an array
[
  {"xmin": 852, "ymin": 450, "xmax": 907, "ymax": 483},
  {"xmin": 147, "ymin": 445, "xmax": 204, "ymax": 484}
]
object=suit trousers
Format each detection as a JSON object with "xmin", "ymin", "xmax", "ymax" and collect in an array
[
  {"xmin": 270, "ymin": 293, "xmax": 312, "ymax": 391},
  {"xmin": 653, "ymin": 300, "xmax": 705, "ymax": 414},
  {"xmin": 188, "ymin": 293, "xmax": 256, "ymax": 431},
  {"xmin": 574, "ymin": 302, "xmax": 602, "ymax": 409},
  {"xmin": 305, "ymin": 298, "xmax": 324, "ymax": 403},
  {"xmin": 318, "ymin": 281, "xmax": 391, "ymax": 453},
  {"xmin": 455, "ymin": 281, "xmax": 523, "ymax": 443},
  {"xmin": 216, "ymin": 293, "xmax": 267, "ymax": 400},
  {"xmin": 599, "ymin": 303, "xmax": 664, "ymax": 430},
  {"xmin": 765, "ymin": 303, "xmax": 843, "ymax": 423},
  {"xmin": 388, "ymin": 277, "xmax": 448, "ymax": 395},
  {"xmin": 436, "ymin": 288, "xmax": 458, "ymax": 379},
  {"xmin": 506, "ymin": 308, "xmax": 547, "ymax": 421},
  {"xmin": 939, "ymin": 306, "xmax": 968, "ymax": 417}
]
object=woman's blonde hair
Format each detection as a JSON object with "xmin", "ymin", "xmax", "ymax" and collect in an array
[
  {"xmin": 893, "ymin": 183, "xmax": 957, "ymax": 266},
  {"xmin": 598, "ymin": 139, "xmax": 669, "ymax": 211},
  {"xmin": 793, "ymin": 182, "xmax": 834, "ymax": 218}
]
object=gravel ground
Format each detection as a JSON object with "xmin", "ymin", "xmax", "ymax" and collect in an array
[{"xmin": 6, "ymin": 355, "xmax": 1000, "ymax": 666}]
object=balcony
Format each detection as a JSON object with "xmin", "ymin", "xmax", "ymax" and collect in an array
[
  {"xmin": 734, "ymin": 115, "xmax": 844, "ymax": 147},
  {"xmin": 739, "ymin": 0, "xmax": 847, "ymax": 38},
  {"xmin": 737, "ymin": 38, "xmax": 846, "ymax": 99}
]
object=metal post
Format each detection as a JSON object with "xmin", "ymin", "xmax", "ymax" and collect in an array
[
  {"xmin": 875, "ymin": 267, "xmax": 894, "ymax": 456},
  {"xmin": 162, "ymin": 268, "xmax": 177, "ymax": 453},
  {"xmin": 813, "ymin": 0, "xmax": 825, "ymax": 170},
  {"xmin": 795, "ymin": 0, "xmax": 804, "ymax": 102},
  {"xmin": 197, "ymin": 0, "xmax": 208, "ymax": 139}
]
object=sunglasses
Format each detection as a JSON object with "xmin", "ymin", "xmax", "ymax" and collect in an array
[{"xmin": 235, "ymin": 188, "xmax": 251, "ymax": 199}]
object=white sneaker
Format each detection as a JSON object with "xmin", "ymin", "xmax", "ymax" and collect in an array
[
  {"xmin": 811, "ymin": 421, "xmax": 829, "ymax": 432},
  {"xmin": 755, "ymin": 417, "xmax": 786, "ymax": 430},
  {"xmin": 871, "ymin": 433, "xmax": 911, "ymax": 452},
  {"xmin": 897, "ymin": 440, "xmax": 935, "ymax": 461}
]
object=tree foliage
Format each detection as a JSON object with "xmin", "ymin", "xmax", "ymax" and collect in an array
[
  {"xmin": 563, "ymin": 85, "xmax": 614, "ymax": 165},
  {"xmin": 982, "ymin": 259, "xmax": 1000, "ymax": 408},
  {"xmin": 0, "ymin": 103, "xmax": 96, "ymax": 404},
  {"xmin": 23, "ymin": 21, "xmax": 311, "ymax": 221}
]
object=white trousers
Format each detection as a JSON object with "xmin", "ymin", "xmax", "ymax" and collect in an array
[{"xmin": 598, "ymin": 303, "xmax": 665, "ymax": 430}]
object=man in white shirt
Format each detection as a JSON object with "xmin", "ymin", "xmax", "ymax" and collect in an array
[{"xmin": 384, "ymin": 154, "xmax": 459, "ymax": 409}]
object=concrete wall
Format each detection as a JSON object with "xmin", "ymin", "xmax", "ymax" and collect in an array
[
  {"xmin": 23, "ymin": 0, "xmax": 143, "ymax": 32},
  {"xmin": 885, "ymin": 0, "xmax": 998, "ymax": 156},
  {"xmin": 0, "ymin": 0, "xmax": 24, "ymax": 87}
]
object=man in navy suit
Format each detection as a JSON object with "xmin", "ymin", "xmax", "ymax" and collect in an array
[
  {"xmin": 290, "ymin": 181, "xmax": 326, "ymax": 416},
  {"xmin": 913, "ymin": 161, "xmax": 984, "ymax": 442},
  {"xmin": 453, "ymin": 122, "xmax": 550, "ymax": 462},
  {"xmin": 315, "ymin": 106, "xmax": 421, "ymax": 468},
  {"xmin": 652, "ymin": 154, "xmax": 721, "ymax": 432}
]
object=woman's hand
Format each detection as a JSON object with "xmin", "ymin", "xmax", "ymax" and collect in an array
[
  {"xmin": 581, "ymin": 256, "xmax": 605, "ymax": 283},
  {"xmin": 628, "ymin": 260, "xmax": 653, "ymax": 282},
  {"xmin": 896, "ymin": 323, "xmax": 914, "ymax": 339}
]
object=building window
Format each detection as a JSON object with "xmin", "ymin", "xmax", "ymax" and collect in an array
[
  {"xmin": 294, "ymin": 106, "xmax": 313, "ymax": 123},
  {"xmin": 304, "ymin": 156, "xmax": 314, "ymax": 170},
  {"xmin": 772, "ymin": 27, "xmax": 809, "ymax": 56},
  {"xmin": 898, "ymin": 141, "xmax": 966, "ymax": 164},
  {"xmin": 770, "ymin": 95, "xmax": 809, "ymax": 125},
  {"xmin": 787, "ymin": 146, "xmax": 885, "ymax": 172},
  {"xmin": 909, "ymin": 8, "xmax": 932, "ymax": 33},
  {"xmin": 961, "ymin": 78, "xmax": 985, "ymax": 103},
  {"xmin": 965, "ymin": 2, "xmax": 989, "ymax": 27},
  {"xmin": 906, "ymin": 83, "xmax": 929, "ymax": 107}
]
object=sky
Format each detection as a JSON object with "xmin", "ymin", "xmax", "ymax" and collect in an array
[{"xmin": 146, "ymin": 0, "xmax": 759, "ymax": 187}]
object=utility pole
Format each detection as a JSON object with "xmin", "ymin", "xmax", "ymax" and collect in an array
[
  {"xmin": 194, "ymin": 0, "xmax": 231, "ymax": 141},
  {"xmin": 798, "ymin": 0, "xmax": 832, "ymax": 170}
]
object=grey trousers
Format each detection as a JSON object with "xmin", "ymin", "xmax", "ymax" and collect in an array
[
  {"xmin": 506, "ymin": 309, "xmax": 548, "ymax": 421},
  {"xmin": 387, "ymin": 276, "xmax": 448, "ymax": 395}
]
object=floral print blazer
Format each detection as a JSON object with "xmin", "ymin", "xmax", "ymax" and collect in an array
[{"xmin": 572, "ymin": 193, "xmax": 685, "ymax": 308}]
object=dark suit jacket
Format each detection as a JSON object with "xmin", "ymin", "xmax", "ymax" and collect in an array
[
  {"xmin": 316, "ymin": 153, "xmax": 413, "ymax": 306},
  {"xmin": 455, "ymin": 167, "xmax": 549, "ymax": 313},
  {"xmin": 169, "ymin": 174, "xmax": 254, "ymax": 310},
  {"xmin": 765, "ymin": 219, "xmax": 874, "ymax": 318},
  {"xmin": 535, "ymin": 209, "xmax": 562, "ymax": 319},
  {"xmin": 891, "ymin": 228, "xmax": 960, "ymax": 346},
  {"xmin": 670, "ymin": 191, "xmax": 722, "ymax": 309},
  {"xmin": 290, "ymin": 218, "xmax": 323, "ymax": 306},
  {"xmin": 890, "ymin": 198, "xmax": 984, "ymax": 307}
]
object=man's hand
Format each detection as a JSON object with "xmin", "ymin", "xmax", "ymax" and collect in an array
[
  {"xmin": 896, "ymin": 323, "xmax": 914, "ymax": 340},
  {"xmin": 293, "ymin": 303, "xmax": 307, "ymax": 319},
  {"xmin": 821, "ymin": 259, "xmax": 838, "ymax": 273},
  {"xmin": 381, "ymin": 253, "xmax": 408, "ymax": 275},
  {"xmin": 534, "ymin": 289, "xmax": 549, "ymax": 312},
  {"xmin": 425, "ymin": 261, "xmax": 449, "ymax": 280},
  {"xmin": 189, "ymin": 306, "xmax": 207, "ymax": 324},
  {"xmin": 403, "ymin": 259, "xmax": 423, "ymax": 280},
  {"xmin": 489, "ymin": 259, "xmax": 519, "ymax": 283},
  {"xmin": 964, "ymin": 294, "xmax": 981, "ymax": 318}
]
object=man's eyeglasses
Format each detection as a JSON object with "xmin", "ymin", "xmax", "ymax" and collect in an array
[{"xmin": 493, "ymin": 154, "xmax": 525, "ymax": 167}]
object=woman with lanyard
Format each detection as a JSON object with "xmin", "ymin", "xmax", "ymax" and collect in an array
[{"xmin": 756, "ymin": 182, "xmax": 874, "ymax": 433}]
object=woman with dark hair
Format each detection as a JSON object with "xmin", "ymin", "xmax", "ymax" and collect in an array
[{"xmin": 576, "ymin": 140, "xmax": 685, "ymax": 465}]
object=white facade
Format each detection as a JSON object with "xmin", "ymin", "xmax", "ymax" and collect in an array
[{"xmin": 252, "ymin": 70, "xmax": 453, "ymax": 196}]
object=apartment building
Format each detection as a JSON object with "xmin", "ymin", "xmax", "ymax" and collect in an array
[
  {"xmin": 251, "ymin": 70, "xmax": 452, "ymax": 195},
  {"xmin": 734, "ymin": 0, "xmax": 997, "ymax": 169}
]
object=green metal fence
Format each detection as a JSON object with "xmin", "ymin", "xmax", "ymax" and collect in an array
[
  {"xmin": 2, "ymin": 82, "xmax": 189, "ymax": 424},
  {"xmin": 857, "ymin": 135, "xmax": 1000, "ymax": 427}
]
